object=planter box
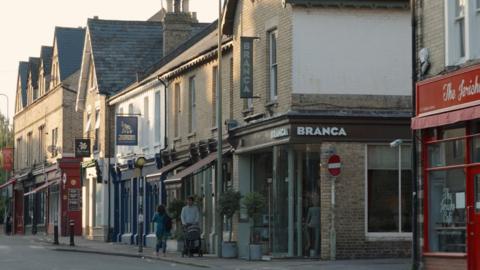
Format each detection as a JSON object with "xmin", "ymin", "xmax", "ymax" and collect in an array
[
  {"xmin": 166, "ymin": 239, "xmax": 184, "ymax": 252},
  {"xmin": 222, "ymin": 242, "xmax": 238, "ymax": 258}
]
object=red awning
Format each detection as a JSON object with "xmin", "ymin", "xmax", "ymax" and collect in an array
[
  {"xmin": 24, "ymin": 180, "xmax": 59, "ymax": 196},
  {"xmin": 412, "ymin": 106, "xmax": 480, "ymax": 130},
  {"xmin": 164, "ymin": 148, "xmax": 232, "ymax": 184},
  {"xmin": 0, "ymin": 179, "xmax": 16, "ymax": 190}
]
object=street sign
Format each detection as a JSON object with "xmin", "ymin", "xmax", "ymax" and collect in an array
[{"xmin": 327, "ymin": 155, "xmax": 341, "ymax": 176}]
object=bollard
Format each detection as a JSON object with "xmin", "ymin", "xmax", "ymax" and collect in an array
[
  {"xmin": 53, "ymin": 221, "xmax": 59, "ymax": 245},
  {"xmin": 69, "ymin": 220, "xmax": 75, "ymax": 246}
]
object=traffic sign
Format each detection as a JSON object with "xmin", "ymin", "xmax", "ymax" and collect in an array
[{"xmin": 328, "ymin": 155, "xmax": 341, "ymax": 176}]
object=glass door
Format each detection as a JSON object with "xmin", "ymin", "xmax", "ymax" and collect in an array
[{"xmin": 469, "ymin": 167, "xmax": 480, "ymax": 270}]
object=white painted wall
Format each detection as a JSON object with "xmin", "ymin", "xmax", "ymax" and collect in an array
[
  {"xmin": 292, "ymin": 8, "xmax": 411, "ymax": 96},
  {"xmin": 114, "ymin": 82, "xmax": 166, "ymax": 164}
]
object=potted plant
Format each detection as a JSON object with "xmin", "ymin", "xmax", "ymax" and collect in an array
[
  {"xmin": 218, "ymin": 189, "xmax": 242, "ymax": 258},
  {"xmin": 242, "ymin": 192, "xmax": 267, "ymax": 261},
  {"xmin": 166, "ymin": 198, "xmax": 185, "ymax": 251}
]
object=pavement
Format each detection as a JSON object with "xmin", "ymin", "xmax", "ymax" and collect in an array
[{"xmin": 25, "ymin": 234, "xmax": 411, "ymax": 270}]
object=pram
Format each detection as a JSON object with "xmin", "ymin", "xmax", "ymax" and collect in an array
[{"xmin": 182, "ymin": 224, "xmax": 203, "ymax": 257}]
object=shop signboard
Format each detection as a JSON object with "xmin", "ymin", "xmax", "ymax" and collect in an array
[
  {"xmin": 116, "ymin": 116, "xmax": 138, "ymax": 146},
  {"xmin": 416, "ymin": 64, "xmax": 480, "ymax": 116},
  {"xmin": 68, "ymin": 188, "xmax": 81, "ymax": 211},
  {"xmin": 74, "ymin": 138, "xmax": 91, "ymax": 158},
  {"xmin": 240, "ymin": 37, "xmax": 255, "ymax": 98}
]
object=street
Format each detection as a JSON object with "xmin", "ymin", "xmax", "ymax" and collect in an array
[
  {"xmin": 0, "ymin": 234, "xmax": 410, "ymax": 270},
  {"xmin": 0, "ymin": 235, "xmax": 194, "ymax": 270}
]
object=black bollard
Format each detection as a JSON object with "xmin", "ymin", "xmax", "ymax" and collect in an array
[
  {"xmin": 53, "ymin": 221, "xmax": 59, "ymax": 245},
  {"xmin": 69, "ymin": 220, "xmax": 75, "ymax": 246}
]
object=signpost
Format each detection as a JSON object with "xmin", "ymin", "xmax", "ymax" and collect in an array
[{"xmin": 327, "ymin": 155, "xmax": 341, "ymax": 176}]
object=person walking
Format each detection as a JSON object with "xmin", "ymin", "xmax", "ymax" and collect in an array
[
  {"xmin": 181, "ymin": 196, "xmax": 200, "ymax": 226},
  {"xmin": 152, "ymin": 205, "xmax": 171, "ymax": 256}
]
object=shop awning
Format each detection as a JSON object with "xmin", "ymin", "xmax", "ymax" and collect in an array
[
  {"xmin": 164, "ymin": 148, "xmax": 232, "ymax": 185},
  {"xmin": 24, "ymin": 180, "xmax": 59, "ymax": 196},
  {"xmin": 0, "ymin": 179, "xmax": 16, "ymax": 190},
  {"xmin": 145, "ymin": 158, "xmax": 190, "ymax": 182},
  {"xmin": 411, "ymin": 106, "xmax": 480, "ymax": 130}
]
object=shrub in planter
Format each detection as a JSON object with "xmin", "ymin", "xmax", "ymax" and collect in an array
[
  {"xmin": 242, "ymin": 192, "xmax": 267, "ymax": 260},
  {"xmin": 218, "ymin": 189, "xmax": 242, "ymax": 258}
]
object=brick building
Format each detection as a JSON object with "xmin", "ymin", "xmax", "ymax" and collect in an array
[
  {"xmin": 412, "ymin": 0, "xmax": 480, "ymax": 269},
  {"xmin": 9, "ymin": 27, "xmax": 85, "ymax": 236}
]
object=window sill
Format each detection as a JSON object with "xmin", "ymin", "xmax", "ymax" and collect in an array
[
  {"xmin": 423, "ymin": 252, "xmax": 466, "ymax": 258},
  {"xmin": 242, "ymin": 108, "xmax": 253, "ymax": 117},
  {"xmin": 187, "ymin": 132, "xmax": 196, "ymax": 139},
  {"xmin": 265, "ymin": 100, "xmax": 278, "ymax": 109},
  {"xmin": 173, "ymin": 137, "xmax": 181, "ymax": 142},
  {"xmin": 365, "ymin": 233, "xmax": 412, "ymax": 242},
  {"xmin": 244, "ymin": 113, "xmax": 265, "ymax": 123},
  {"xmin": 211, "ymin": 126, "xmax": 218, "ymax": 132}
]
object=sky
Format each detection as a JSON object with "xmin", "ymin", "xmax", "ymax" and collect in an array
[{"xmin": 0, "ymin": 0, "xmax": 221, "ymax": 123}]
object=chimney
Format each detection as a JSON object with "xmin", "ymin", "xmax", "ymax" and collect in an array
[
  {"xmin": 162, "ymin": 5, "xmax": 198, "ymax": 56},
  {"xmin": 166, "ymin": 0, "xmax": 173, "ymax": 13},
  {"xmin": 182, "ymin": 0, "xmax": 189, "ymax": 13}
]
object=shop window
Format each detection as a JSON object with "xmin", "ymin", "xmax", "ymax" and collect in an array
[
  {"xmin": 428, "ymin": 125, "xmax": 466, "ymax": 167},
  {"xmin": 446, "ymin": 0, "xmax": 479, "ymax": 64},
  {"xmin": 428, "ymin": 169, "xmax": 466, "ymax": 253},
  {"xmin": 367, "ymin": 145, "xmax": 412, "ymax": 234}
]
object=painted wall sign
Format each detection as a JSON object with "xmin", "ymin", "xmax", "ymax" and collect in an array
[
  {"xmin": 74, "ymin": 139, "xmax": 91, "ymax": 158},
  {"xmin": 240, "ymin": 37, "xmax": 255, "ymax": 98},
  {"xmin": 116, "ymin": 116, "xmax": 138, "ymax": 146},
  {"xmin": 68, "ymin": 188, "xmax": 81, "ymax": 211},
  {"xmin": 416, "ymin": 64, "xmax": 480, "ymax": 116},
  {"xmin": 296, "ymin": 126, "xmax": 347, "ymax": 137},
  {"xmin": 271, "ymin": 127, "xmax": 289, "ymax": 139}
]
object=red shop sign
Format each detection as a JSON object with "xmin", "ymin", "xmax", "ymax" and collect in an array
[
  {"xmin": 1, "ymin": 147, "xmax": 14, "ymax": 172},
  {"xmin": 416, "ymin": 64, "xmax": 480, "ymax": 116}
]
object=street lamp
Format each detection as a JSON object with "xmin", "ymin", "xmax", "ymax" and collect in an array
[
  {"xmin": 135, "ymin": 156, "xmax": 146, "ymax": 253},
  {"xmin": 0, "ymin": 93, "xmax": 10, "ymax": 234}
]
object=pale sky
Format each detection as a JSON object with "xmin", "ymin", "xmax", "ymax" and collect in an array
[{"xmin": 0, "ymin": 0, "xmax": 221, "ymax": 122}]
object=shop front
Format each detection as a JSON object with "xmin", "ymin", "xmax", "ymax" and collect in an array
[
  {"xmin": 412, "ymin": 64, "xmax": 480, "ymax": 270},
  {"xmin": 232, "ymin": 113, "xmax": 412, "ymax": 259}
]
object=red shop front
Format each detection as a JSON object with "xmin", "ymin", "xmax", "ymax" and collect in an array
[{"xmin": 412, "ymin": 64, "xmax": 480, "ymax": 270}]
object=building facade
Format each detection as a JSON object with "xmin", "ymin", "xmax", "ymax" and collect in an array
[
  {"xmin": 221, "ymin": 0, "xmax": 412, "ymax": 259},
  {"xmin": 413, "ymin": 0, "xmax": 480, "ymax": 269},
  {"xmin": 10, "ymin": 27, "xmax": 85, "ymax": 236}
]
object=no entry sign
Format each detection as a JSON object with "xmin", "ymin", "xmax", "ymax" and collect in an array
[{"xmin": 328, "ymin": 154, "xmax": 341, "ymax": 176}]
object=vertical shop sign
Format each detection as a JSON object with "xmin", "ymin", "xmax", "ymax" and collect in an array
[
  {"xmin": 116, "ymin": 116, "xmax": 138, "ymax": 146},
  {"xmin": 240, "ymin": 37, "xmax": 255, "ymax": 98}
]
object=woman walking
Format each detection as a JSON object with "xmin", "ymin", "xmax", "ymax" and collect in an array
[{"xmin": 152, "ymin": 205, "xmax": 170, "ymax": 256}]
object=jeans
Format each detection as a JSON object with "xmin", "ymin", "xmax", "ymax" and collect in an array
[{"xmin": 156, "ymin": 234, "xmax": 167, "ymax": 253}]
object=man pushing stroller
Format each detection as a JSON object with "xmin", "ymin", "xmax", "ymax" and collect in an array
[{"xmin": 181, "ymin": 196, "xmax": 203, "ymax": 257}]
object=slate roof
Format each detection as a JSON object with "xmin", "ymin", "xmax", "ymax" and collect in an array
[
  {"xmin": 39, "ymin": 46, "xmax": 53, "ymax": 76},
  {"xmin": 87, "ymin": 18, "xmax": 164, "ymax": 95},
  {"xmin": 17, "ymin": 61, "xmax": 29, "ymax": 107},
  {"xmin": 27, "ymin": 57, "xmax": 40, "ymax": 89},
  {"xmin": 54, "ymin": 27, "xmax": 86, "ymax": 81}
]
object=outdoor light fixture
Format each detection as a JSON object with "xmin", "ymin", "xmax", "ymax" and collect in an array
[
  {"xmin": 135, "ymin": 156, "xmax": 146, "ymax": 169},
  {"xmin": 390, "ymin": 139, "xmax": 403, "ymax": 148}
]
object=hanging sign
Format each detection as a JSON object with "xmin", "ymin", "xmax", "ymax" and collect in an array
[
  {"xmin": 74, "ymin": 139, "xmax": 91, "ymax": 158},
  {"xmin": 1, "ymin": 148, "xmax": 13, "ymax": 172},
  {"xmin": 116, "ymin": 116, "xmax": 138, "ymax": 146},
  {"xmin": 240, "ymin": 37, "xmax": 255, "ymax": 98}
]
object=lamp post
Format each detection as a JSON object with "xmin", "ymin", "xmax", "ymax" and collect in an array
[
  {"xmin": 135, "ymin": 156, "xmax": 146, "ymax": 253},
  {"xmin": 216, "ymin": 0, "xmax": 224, "ymax": 258}
]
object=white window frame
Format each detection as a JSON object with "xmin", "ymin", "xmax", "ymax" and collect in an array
[
  {"xmin": 364, "ymin": 144, "xmax": 412, "ymax": 240},
  {"xmin": 143, "ymin": 96, "xmax": 150, "ymax": 148},
  {"xmin": 268, "ymin": 29, "xmax": 278, "ymax": 102},
  {"xmin": 85, "ymin": 113, "xmax": 92, "ymax": 134},
  {"xmin": 154, "ymin": 91, "xmax": 161, "ymax": 145},
  {"xmin": 189, "ymin": 76, "xmax": 196, "ymax": 133},
  {"xmin": 445, "ymin": 0, "xmax": 479, "ymax": 65}
]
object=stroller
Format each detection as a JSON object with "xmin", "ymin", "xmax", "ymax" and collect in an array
[{"xmin": 182, "ymin": 224, "xmax": 203, "ymax": 257}]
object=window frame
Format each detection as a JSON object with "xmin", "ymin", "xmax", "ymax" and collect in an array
[
  {"xmin": 268, "ymin": 29, "xmax": 278, "ymax": 102},
  {"xmin": 188, "ymin": 76, "xmax": 196, "ymax": 133},
  {"xmin": 364, "ymin": 144, "xmax": 413, "ymax": 240}
]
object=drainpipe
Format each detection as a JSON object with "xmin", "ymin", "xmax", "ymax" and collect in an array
[
  {"xmin": 157, "ymin": 77, "xmax": 169, "ymax": 204},
  {"xmin": 411, "ymin": 0, "xmax": 419, "ymax": 269}
]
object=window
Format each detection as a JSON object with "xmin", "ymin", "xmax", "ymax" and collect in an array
[
  {"xmin": 174, "ymin": 83, "xmax": 181, "ymax": 137},
  {"xmin": 367, "ymin": 145, "xmax": 412, "ymax": 234},
  {"xmin": 85, "ymin": 113, "xmax": 91, "ymax": 134},
  {"xmin": 51, "ymin": 128, "xmax": 58, "ymax": 157},
  {"xmin": 154, "ymin": 91, "xmax": 161, "ymax": 144},
  {"xmin": 229, "ymin": 58, "xmax": 234, "ymax": 119},
  {"xmin": 38, "ymin": 125, "xmax": 45, "ymax": 163},
  {"xmin": 188, "ymin": 76, "xmax": 196, "ymax": 133},
  {"xmin": 16, "ymin": 137, "xmax": 22, "ymax": 169},
  {"xmin": 27, "ymin": 132, "xmax": 32, "ymax": 166},
  {"xmin": 212, "ymin": 66, "xmax": 218, "ymax": 127},
  {"xmin": 143, "ymin": 96, "xmax": 150, "ymax": 147},
  {"xmin": 268, "ymin": 29, "xmax": 278, "ymax": 101},
  {"xmin": 94, "ymin": 109, "xmax": 100, "ymax": 152},
  {"xmin": 446, "ymin": 0, "xmax": 479, "ymax": 64},
  {"xmin": 88, "ymin": 64, "xmax": 95, "ymax": 89}
]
